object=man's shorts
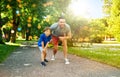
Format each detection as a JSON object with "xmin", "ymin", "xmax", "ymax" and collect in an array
[{"xmin": 52, "ymin": 35, "xmax": 59, "ymax": 46}]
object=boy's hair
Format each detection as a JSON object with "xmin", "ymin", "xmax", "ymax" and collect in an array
[{"xmin": 43, "ymin": 27, "xmax": 51, "ymax": 32}]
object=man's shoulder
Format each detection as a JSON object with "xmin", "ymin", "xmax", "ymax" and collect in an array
[
  {"xmin": 51, "ymin": 23, "xmax": 58, "ymax": 26},
  {"xmin": 65, "ymin": 23, "xmax": 70, "ymax": 28},
  {"xmin": 50, "ymin": 23, "xmax": 58, "ymax": 30}
]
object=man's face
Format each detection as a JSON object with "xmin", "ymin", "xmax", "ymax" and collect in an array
[{"xmin": 58, "ymin": 19, "xmax": 66, "ymax": 28}]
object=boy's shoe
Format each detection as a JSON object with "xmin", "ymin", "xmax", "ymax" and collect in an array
[
  {"xmin": 44, "ymin": 59, "xmax": 49, "ymax": 62},
  {"xmin": 51, "ymin": 55, "xmax": 55, "ymax": 60},
  {"xmin": 41, "ymin": 62, "xmax": 46, "ymax": 66},
  {"xmin": 65, "ymin": 58, "xmax": 70, "ymax": 64}
]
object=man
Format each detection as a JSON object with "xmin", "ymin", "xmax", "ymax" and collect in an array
[{"xmin": 50, "ymin": 17, "xmax": 71, "ymax": 64}]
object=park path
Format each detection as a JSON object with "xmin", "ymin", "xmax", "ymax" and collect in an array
[{"xmin": 0, "ymin": 45, "xmax": 120, "ymax": 77}]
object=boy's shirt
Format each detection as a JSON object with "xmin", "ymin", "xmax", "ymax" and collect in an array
[{"xmin": 38, "ymin": 33, "xmax": 51, "ymax": 47}]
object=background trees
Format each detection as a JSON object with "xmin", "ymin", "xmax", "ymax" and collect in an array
[
  {"xmin": 103, "ymin": 0, "xmax": 120, "ymax": 41},
  {"xmin": 1, "ymin": 0, "xmax": 120, "ymax": 44},
  {"xmin": 1, "ymin": 0, "xmax": 50, "ymax": 43}
]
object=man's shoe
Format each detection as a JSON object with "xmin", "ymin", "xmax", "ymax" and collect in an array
[
  {"xmin": 65, "ymin": 58, "xmax": 70, "ymax": 64},
  {"xmin": 44, "ymin": 59, "xmax": 49, "ymax": 62},
  {"xmin": 41, "ymin": 62, "xmax": 46, "ymax": 66},
  {"xmin": 51, "ymin": 55, "xmax": 55, "ymax": 60}
]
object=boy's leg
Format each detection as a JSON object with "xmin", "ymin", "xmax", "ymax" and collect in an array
[
  {"xmin": 43, "ymin": 50, "xmax": 48, "ymax": 62},
  {"xmin": 41, "ymin": 52, "xmax": 44, "ymax": 62},
  {"xmin": 38, "ymin": 47, "xmax": 46, "ymax": 66}
]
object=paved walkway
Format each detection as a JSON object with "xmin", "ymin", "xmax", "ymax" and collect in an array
[{"xmin": 0, "ymin": 45, "xmax": 120, "ymax": 77}]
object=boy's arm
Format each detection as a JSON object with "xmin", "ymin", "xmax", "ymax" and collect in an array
[
  {"xmin": 41, "ymin": 41, "xmax": 44, "ymax": 49},
  {"xmin": 43, "ymin": 42, "xmax": 50, "ymax": 51},
  {"xmin": 42, "ymin": 41, "xmax": 48, "ymax": 51}
]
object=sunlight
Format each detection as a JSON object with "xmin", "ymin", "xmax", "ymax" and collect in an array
[
  {"xmin": 68, "ymin": 0, "xmax": 103, "ymax": 19},
  {"xmin": 68, "ymin": 0, "xmax": 90, "ymax": 18}
]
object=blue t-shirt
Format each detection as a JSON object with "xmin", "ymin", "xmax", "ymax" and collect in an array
[{"xmin": 38, "ymin": 33, "xmax": 51, "ymax": 47}]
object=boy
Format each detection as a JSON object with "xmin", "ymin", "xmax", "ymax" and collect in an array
[{"xmin": 38, "ymin": 27, "xmax": 51, "ymax": 66}]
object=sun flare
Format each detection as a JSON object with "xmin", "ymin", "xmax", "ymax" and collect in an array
[{"xmin": 68, "ymin": 0, "xmax": 90, "ymax": 17}]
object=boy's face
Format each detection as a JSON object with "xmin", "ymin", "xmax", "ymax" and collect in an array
[
  {"xmin": 58, "ymin": 19, "xmax": 66, "ymax": 28},
  {"xmin": 46, "ymin": 29, "xmax": 51, "ymax": 36}
]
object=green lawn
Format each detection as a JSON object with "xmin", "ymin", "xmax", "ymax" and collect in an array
[
  {"xmin": 0, "ymin": 44, "xmax": 19, "ymax": 63},
  {"xmin": 0, "ymin": 40, "xmax": 37, "ymax": 63},
  {"xmin": 67, "ymin": 46, "xmax": 120, "ymax": 68}
]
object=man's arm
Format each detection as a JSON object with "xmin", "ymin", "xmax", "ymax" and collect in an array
[
  {"xmin": 65, "ymin": 30, "xmax": 72, "ymax": 39},
  {"xmin": 59, "ymin": 31, "xmax": 72, "ymax": 41}
]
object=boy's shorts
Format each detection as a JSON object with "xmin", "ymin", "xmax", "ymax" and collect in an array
[{"xmin": 38, "ymin": 47, "xmax": 43, "ymax": 52}]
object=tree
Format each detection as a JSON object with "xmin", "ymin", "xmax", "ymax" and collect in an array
[
  {"xmin": 1, "ymin": 0, "xmax": 49, "ymax": 42},
  {"xmin": 89, "ymin": 18, "xmax": 106, "ymax": 43},
  {"xmin": 103, "ymin": 0, "xmax": 120, "ymax": 41},
  {"xmin": 43, "ymin": 0, "xmax": 71, "ymax": 23}
]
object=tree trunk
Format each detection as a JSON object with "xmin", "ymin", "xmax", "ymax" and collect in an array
[
  {"xmin": 11, "ymin": 25, "xmax": 18, "ymax": 43},
  {"xmin": 10, "ymin": 9, "xmax": 20, "ymax": 43},
  {"xmin": 0, "ymin": 9, "xmax": 5, "ymax": 44}
]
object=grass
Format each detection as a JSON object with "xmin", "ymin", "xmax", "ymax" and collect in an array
[
  {"xmin": 0, "ymin": 44, "xmax": 19, "ymax": 63},
  {"xmin": 0, "ymin": 39, "xmax": 37, "ymax": 63},
  {"xmin": 67, "ymin": 46, "xmax": 120, "ymax": 68}
]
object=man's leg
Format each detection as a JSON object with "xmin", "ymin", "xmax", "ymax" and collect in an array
[
  {"xmin": 53, "ymin": 45, "xmax": 58, "ymax": 55},
  {"xmin": 62, "ymin": 39, "xmax": 70, "ymax": 64},
  {"xmin": 51, "ymin": 36, "xmax": 59, "ymax": 60},
  {"xmin": 62, "ymin": 39, "xmax": 68, "ymax": 59}
]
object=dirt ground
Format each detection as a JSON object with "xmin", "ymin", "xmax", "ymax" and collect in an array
[{"xmin": 0, "ymin": 45, "xmax": 120, "ymax": 77}]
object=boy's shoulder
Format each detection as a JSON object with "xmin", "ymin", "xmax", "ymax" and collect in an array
[{"xmin": 40, "ymin": 33, "xmax": 45, "ymax": 37}]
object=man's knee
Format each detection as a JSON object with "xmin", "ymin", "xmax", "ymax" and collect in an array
[{"xmin": 62, "ymin": 40, "xmax": 67, "ymax": 46}]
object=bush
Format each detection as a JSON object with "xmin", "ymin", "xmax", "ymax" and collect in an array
[{"xmin": 90, "ymin": 36, "xmax": 103, "ymax": 43}]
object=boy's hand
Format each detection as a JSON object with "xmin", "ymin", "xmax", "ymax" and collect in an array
[{"xmin": 43, "ymin": 48, "xmax": 47, "ymax": 51}]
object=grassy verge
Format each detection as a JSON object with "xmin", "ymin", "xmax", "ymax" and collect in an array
[
  {"xmin": 0, "ymin": 40, "xmax": 37, "ymax": 63},
  {"xmin": 67, "ymin": 46, "xmax": 120, "ymax": 68},
  {"xmin": 0, "ymin": 44, "xmax": 19, "ymax": 63}
]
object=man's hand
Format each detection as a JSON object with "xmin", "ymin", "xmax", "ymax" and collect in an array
[{"xmin": 59, "ymin": 36, "xmax": 67, "ymax": 41}]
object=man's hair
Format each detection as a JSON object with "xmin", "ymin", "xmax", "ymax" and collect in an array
[
  {"xmin": 43, "ymin": 27, "xmax": 51, "ymax": 32},
  {"xmin": 58, "ymin": 16, "xmax": 65, "ymax": 21}
]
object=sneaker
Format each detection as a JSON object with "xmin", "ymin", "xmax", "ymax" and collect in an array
[
  {"xmin": 44, "ymin": 59, "xmax": 48, "ymax": 62},
  {"xmin": 41, "ymin": 62, "xmax": 46, "ymax": 66},
  {"xmin": 51, "ymin": 55, "xmax": 55, "ymax": 60},
  {"xmin": 65, "ymin": 58, "xmax": 70, "ymax": 64}
]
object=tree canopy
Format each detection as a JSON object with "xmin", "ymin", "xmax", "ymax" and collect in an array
[{"xmin": 103, "ymin": 0, "xmax": 120, "ymax": 41}]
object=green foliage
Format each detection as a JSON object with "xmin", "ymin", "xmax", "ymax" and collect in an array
[
  {"xmin": 89, "ymin": 19, "xmax": 107, "ymax": 43},
  {"xmin": 0, "ymin": 44, "xmax": 19, "ymax": 63},
  {"xmin": 44, "ymin": 0, "xmax": 71, "ymax": 23},
  {"xmin": 90, "ymin": 36, "xmax": 103, "ymax": 43},
  {"xmin": 103, "ymin": 0, "xmax": 120, "ymax": 41}
]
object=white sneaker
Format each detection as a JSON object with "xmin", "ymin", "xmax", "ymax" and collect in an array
[
  {"xmin": 65, "ymin": 59, "xmax": 70, "ymax": 64},
  {"xmin": 51, "ymin": 55, "xmax": 55, "ymax": 60}
]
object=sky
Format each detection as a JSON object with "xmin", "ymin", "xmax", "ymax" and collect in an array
[{"xmin": 68, "ymin": 0, "xmax": 104, "ymax": 19}]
